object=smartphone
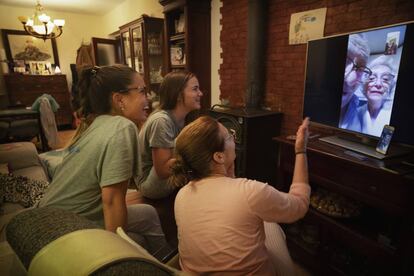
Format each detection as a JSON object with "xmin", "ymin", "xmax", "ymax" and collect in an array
[{"xmin": 376, "ymin": 125, "xmax": 395, "ymax": 154}]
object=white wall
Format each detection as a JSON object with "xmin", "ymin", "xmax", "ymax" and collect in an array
[
  {"xmin": 101, "ymin": 1, "xmax": 163, "ymax": 35},
  {"xmin": 0, "ymin": 3, "xmax": 107, "ymax": 99}
]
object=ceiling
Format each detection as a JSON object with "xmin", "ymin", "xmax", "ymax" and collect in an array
[{"xmin": 0, "ymin": 0, "xmax": 126, "ymax": 15}]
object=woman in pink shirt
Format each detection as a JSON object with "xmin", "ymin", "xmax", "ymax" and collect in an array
[{"xmin": 169, "ymin": 116, "xmax": 310, "ymax": 275}]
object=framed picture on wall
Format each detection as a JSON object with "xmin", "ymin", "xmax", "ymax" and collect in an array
[{"xmin": 1, "ymin": 29, "xmax": 60, "ymax": 66}]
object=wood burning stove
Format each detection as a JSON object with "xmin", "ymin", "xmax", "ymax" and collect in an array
[{"xmin": 210, "ymin": 106, "xmax": 282, "ymax": 186}]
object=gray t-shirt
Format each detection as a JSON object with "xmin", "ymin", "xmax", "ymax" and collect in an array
[
  {"xmin": 137, "ymin": 110, "xmax": 181, "ymax": 191},
  {"xmin": 38, "ymin": 115, "xmax": 139, "ymax": 225}
]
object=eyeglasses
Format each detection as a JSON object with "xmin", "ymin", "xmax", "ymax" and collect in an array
[
  {"xmin": 347, "ymin": 58, "xmax": 372, "ymax": 80},
  {"xmin": 225, "ymin": 128, "xmax": 237, "ymax": 142},
  {"xmin": 119, "ymin": 86, "xmax": 147, "ymax": 96},
  {"xmin": 367, "ymin": 73, "xmax": 395, "ymax": 86}
]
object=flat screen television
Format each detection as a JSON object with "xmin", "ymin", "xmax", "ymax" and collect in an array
[{"xmin": 303, "ymin": 21, "xmax": 414, "ymax": 157}]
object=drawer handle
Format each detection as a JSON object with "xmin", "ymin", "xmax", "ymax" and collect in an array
[{"xmin": 369, "ymin": 185, "xmax": 378, "ymax": 192}]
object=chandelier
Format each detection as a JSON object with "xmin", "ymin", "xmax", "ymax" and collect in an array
[{"xmin": 18, "ymin": 0, "xmax": 65, "ymax": 41}]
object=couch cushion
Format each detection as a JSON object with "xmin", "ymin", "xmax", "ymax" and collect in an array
[
  {"xmin": 0, "ymin": 143, "xmax": 43, "ymax": 172},
  {"xmin": 13, "ymin": 167, "xmax": 48, "ymax": 182},
  {"xmin": 6, "ymin": 207, "xmax": 176, "ymax": 275}
]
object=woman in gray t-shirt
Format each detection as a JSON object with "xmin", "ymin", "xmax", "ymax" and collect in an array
[
  {"xmin": 137, "ymin": 71, "xmax": 203, "ymax": 199},
  {"xmin": 38, "ymin": 65, "xmax": 167, "ymax": 254}
]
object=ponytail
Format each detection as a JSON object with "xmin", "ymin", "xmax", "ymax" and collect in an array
[
  {"xmin": 167, "ymin": 116, "xmax": 225, "ymax": 188},
  {"xmin": 68, "ymin": 65, "xmax": 136, "ymax": 147}
]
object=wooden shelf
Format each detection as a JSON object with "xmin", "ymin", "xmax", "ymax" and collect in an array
[
  {"xmin": 307, "ymin": 209, "xmax": 397, "ymax": 257},
  {"xmin": 161, "ymin": 0, "xmax": 211, "ymax": 109},
  {"xmin": 275, "ymin": 137, "xmax": 413, "ymax": 275},
  {"xmin": 171, "ymin": 64, "xmax": 186, "ymax": 69},
  {"xmin": 170, "ymin": 33, "xmax": 185, "ymax": 41}
]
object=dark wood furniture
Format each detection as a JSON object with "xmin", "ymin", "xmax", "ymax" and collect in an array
[
  {"xmin": 160, "ymin": 0, "xmax": 211, "ymax": 109},
  {"xmin": 274, "ymin": 136, "xmax": 414, "ymax": 275},
  {"xmin": 119, "ymin": 15, "xmax": 164, "ymax": 94},
  {"xmin": 91, "ymin": 37, "xmax": 121, "ymax": 66},
  {"xmin": 210, "ymin": 107, "xmax": 282, "ymax": 185},
  {"xmin": 0, "ymin": 108, "xmax": 48, "ymax": 151},
  {"xmin": 4, "ymin": 74, "xmax": 72, "ymax": 127}
]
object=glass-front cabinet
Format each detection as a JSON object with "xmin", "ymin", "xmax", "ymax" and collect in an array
[
  {"xmin": 119, "ymin": 15, "xmax": 164, "ymax": 96},
  {"xmin": 121, "ymin": 30, "xmax": 132, "ymax": 68}
]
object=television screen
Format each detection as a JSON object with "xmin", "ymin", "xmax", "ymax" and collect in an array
[{"xmin": 303, "ymin": 21, "xmax": 414, "ymax": 146}]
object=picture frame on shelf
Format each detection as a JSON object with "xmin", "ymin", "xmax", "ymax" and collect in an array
[
  {"xmin": 170, "ymin": 45, "xmax": 185, "ymax": 66},
  {"xmin": 28, "ymin": 61, "xmax": 52, "ymax": 75},
  {"xmin": 1, "ymin": 29, "xmax": 60, "ymax": 66}
]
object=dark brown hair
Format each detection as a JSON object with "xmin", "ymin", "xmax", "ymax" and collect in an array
[
  {"xmin": 70, "ymin": 65, "xmax": 136, "ymax": 146},
  {"xmin": 76, "ymin": 65, "xmax": 136, "ymax": 118},
  {"xmin": 168, "ymin": 116, "xmax": 225, "ymax": 188},
  {"xmin": 158, "ymin": 70, "xmax": 195, "ymax": 110}
]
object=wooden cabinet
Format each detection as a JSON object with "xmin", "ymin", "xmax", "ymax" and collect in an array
[
  {"xmin": 4, "ymin": 74, "xmax": 72, "ymax": 127},
  {"xmin": 160, "ymin": 0, "xmax": 211, "ymax": 109},
  {"xmin": 119, "ymin": 15, "xmax": 164, "ymax": 94},
  {"xmin": 274, "ymin": 137, "xmax": 414, "ymax": 275}
]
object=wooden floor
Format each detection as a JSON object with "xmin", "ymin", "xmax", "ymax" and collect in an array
[
  {"xmin": 32, "ymin": 129, "xmax": 75, "ymax": 151},
  {"xmin": 55, "ymin": 129, "xmax": 76, "ymax": 149}
]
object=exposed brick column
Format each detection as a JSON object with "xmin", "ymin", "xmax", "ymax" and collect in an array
[{"xmin": 219, "ymin": 0, "xmax": 248, "ymax": 107}]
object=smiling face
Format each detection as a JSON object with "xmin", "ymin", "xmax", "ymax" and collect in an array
[
  {"xmin": 182, "ymin": 76, "xmax": 203, "ymax": 112},
  {"xmin": 364, "ymin": 64, "xmax": 394, "ymax": 106},
  {"xmin": 119, "ymin": 73, "xmax": 149, "ymax": 124},
  {"xmin": 218, "ymin": 122, "xmax": 236, "ymax": 176}
]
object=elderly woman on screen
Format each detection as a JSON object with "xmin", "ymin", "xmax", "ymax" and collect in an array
[{"xmin": 358, "ymin": 55, "xmax": 397, "ymax": 136}]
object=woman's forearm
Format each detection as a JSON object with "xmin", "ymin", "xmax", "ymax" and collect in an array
[
  {"xmin": 103, "ymin": 199, "xmax": 127, "ymax": 232},
  {"xmin": 292, "ymin": 152, "xmax": 308, "ymax": 185},
  {"xmin": 152, "ymin": 148, "xmax": 175, "ymax": 179}
]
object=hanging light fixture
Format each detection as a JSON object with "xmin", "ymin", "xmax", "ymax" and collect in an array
[{"xmin": 18, "ymin": 0, "xmax": 65, "ymax": 41}]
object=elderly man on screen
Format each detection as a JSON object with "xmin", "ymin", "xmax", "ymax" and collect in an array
[{"xmin": 339, "ymin": 33, "xmax": 371, "ymax": 132}]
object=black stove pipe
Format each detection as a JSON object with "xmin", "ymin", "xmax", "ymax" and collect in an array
[{"xmin": 245, "ymin": 0, "xmax": 268, "ymax": 109}]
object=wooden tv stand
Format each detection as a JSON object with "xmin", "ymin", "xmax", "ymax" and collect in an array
[{"xmin": 274, "ymin": 136, "xmax": 414, "ymax": 275}]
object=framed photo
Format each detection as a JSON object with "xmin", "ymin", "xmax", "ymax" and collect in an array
[
  {"xmin": 170, "ymin": 45, "xmax": 185, "ymax": 65},
  {"xmin": 1, "ymin": 29, "xmax": 60, "ymax": 66}
]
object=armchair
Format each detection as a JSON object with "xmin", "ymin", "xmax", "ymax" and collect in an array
[{"xmin": 6, "ymin": 207, "xmax": 183, "ymax": 275}]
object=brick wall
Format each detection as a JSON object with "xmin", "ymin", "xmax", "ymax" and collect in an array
[{"xmin": 219, "ymin": 0, "xmax": 414, "ymax": 135}]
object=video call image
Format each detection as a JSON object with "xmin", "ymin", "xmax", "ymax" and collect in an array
[{"xmin": 339, "ymin": 25, "xmax": 406, "ymax": 137}]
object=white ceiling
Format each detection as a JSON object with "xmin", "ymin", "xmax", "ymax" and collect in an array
[{"xmin": 0, "ymin": 0, "xmax": 126, "ymax": 15}]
